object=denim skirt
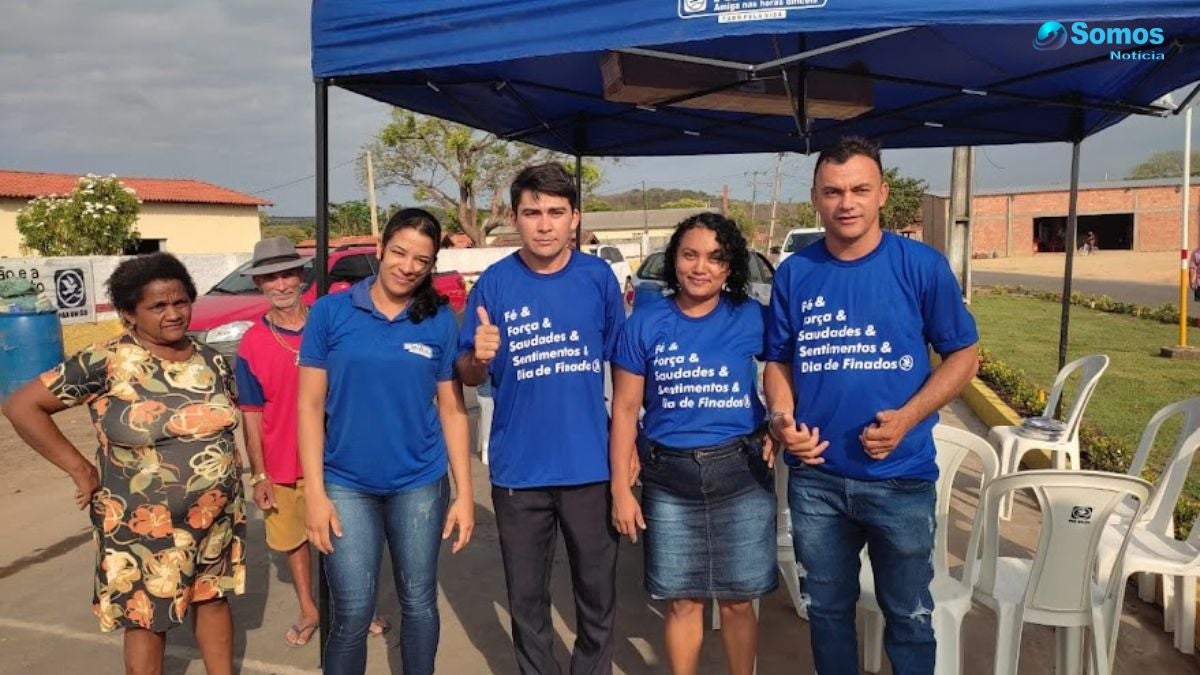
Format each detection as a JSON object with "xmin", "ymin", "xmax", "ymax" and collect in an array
[{"xmin": 639, "ymin": 435, "xmax": 778, "ymax": 600}]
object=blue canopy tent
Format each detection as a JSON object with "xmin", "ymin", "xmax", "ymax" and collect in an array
[{"xmin": 309, "ymin": 0, "xmax": 1198, "ymax": 650}]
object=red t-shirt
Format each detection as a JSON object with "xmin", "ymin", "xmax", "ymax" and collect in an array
[{"xmin": 234, "ymin": 316, "xmax": 304, "ymax": 484}]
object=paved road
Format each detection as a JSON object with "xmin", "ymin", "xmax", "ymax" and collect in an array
[{"xmin": 974, "ymin": 271, "xmax": 1190, "ymax": 307}]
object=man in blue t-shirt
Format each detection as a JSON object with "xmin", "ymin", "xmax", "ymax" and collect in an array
[
  {"xmin": 457, "ymin": 163, "xmax": 625, "ymax": 675},
  {"xmin": 764, "ymin": 136, "xmax": 979, "ymax": 675}
]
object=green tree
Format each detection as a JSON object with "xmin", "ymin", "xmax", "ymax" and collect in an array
[
  {"xmin": 661, "ymin": 197, "xmax": 708, "ymax": 209},
  {"xmin": 328, "ymin": 200, "xmax": 390, "ymax": 239},
  {"xmin": 598, "ymin": 187, "xmax": 717, "ymax": 210},
  {"xmin": 881, "ymin": 167, "xmax": 927, "ymax": 231},
  {"xmin": 1126, "ymin": 150, "xmax": 1200, "ymax": 179},
  {"xmin": 365, "ymin": 110, "xmax": 605, "ymax": 244},
  {"xmin": 262, "ymin": 224, "xmax": 313, "ymax": 244},
  {"xmin": 17, "ymin": 174, "xmax": 141, "ymax": 255}
]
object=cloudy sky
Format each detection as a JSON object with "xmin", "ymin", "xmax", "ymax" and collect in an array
[{"xmin": 3, "ymin": 2, "xmax": 1198, "ymax": 216}]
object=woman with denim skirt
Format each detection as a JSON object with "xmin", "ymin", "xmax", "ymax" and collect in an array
[
  {"xmin": 610, "ymin": 212, "xmax": 777, "ymax": 675},
  {"xmin": 297, "ymin": 209, "xmax": 474, "ymax": 675}
]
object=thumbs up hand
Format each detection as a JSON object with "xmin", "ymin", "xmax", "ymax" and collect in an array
[{"xmin": 474, "ymin": 306, "xmax": 502, "ymax": 365}]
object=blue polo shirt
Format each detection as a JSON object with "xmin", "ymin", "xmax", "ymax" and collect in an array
[
  {"xmin": 458, "ymin": 251, "xmax": 625, "ymax": 488},
  {"xmin": 299, "ymin": 277, "xmax": 456, "ymax": 494},
  {"xmin": 765, "ymin": 233, "xmax": 978, "ymax": 481},
  {"xmin": 613, "ymin": 294, "xmax": 765, "ymax": 448}
]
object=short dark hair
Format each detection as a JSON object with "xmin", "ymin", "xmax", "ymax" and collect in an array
[
  {"xmin": 663, "ymin": 212, "xmax": 752, "ymax": 305},
  {"xmin": 509, "ymin": 162, "xmax": 578, "ymax": 211},
  {"xmin": 813, "ymin": 135, "xmax": 884, "ymax": 183},
  {"xmin": 380, "ymin": 207, "xmax": 449, "ymax": 323},
  {"xmin": 106, "ymin": 253, "xmax": 197, "ymax": 316}
]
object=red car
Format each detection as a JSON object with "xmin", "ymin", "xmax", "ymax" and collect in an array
[{"xmin": 189, "ymin": 246, "xmax": 467, "ymax": 355}]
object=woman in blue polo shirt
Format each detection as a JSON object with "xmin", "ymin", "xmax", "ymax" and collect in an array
[
  {"xmin": 297, "ymin": 209, "xmax": 474, "ymax": 675},
  {"xmin": 610, "ymin": 212, "xmax": 776, "ymax": 675}
]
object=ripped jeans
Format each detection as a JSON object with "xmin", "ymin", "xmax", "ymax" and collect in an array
[
  {"xmin": 789, "ymin": 466, "xmax": 936, "ymax": 675},
  {"xmin": 323, "ymin": 476, "xmax": 450, "ymax": 675}
]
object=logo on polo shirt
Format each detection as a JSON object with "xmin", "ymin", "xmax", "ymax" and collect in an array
[{"xmin": 404, "ymin": 342, "xmax": 434, "ymax": 359}]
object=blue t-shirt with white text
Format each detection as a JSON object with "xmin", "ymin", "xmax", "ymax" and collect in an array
[
  {"xmin": 764, "ymin": 233, "xmax": 978, "ymax": 480},
  {"xmin": 299, "ymin": 277, "xmax": 456, "ymax": 494},
  {"xmin": 614, "ymin": 294, "xmax": 765, "ymax": 448},
  {"xmin": 458, "ymin": 251, "xmax": 625, "ymax": 488}
]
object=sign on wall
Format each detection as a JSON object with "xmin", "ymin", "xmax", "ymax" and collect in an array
[{"xmin": 0, "ymin": 259, "xmax": 96, "ymax": 324}]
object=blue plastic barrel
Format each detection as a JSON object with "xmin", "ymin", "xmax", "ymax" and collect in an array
[{"xmin": 0, "ymin": 311, "xmax": 65, "ymax": 400}]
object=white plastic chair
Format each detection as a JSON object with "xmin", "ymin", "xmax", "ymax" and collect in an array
[
  {"xmin": 1096, "ymin": 398, "xmax": 1200, "ymax": 656},
  {"xmin": 774, "ymin": 457, "xmax": 808, "ymax": 620},
  {"xmin": 989, "ymin": 354, "xmax": 1109, "ymax": 519},
  {"xmin": 967, "ymin": 470, "xmax": 1151, "ymax": 675},
  {"xmin": 476, "ymin": 383, "xmax": 493, "ymax": 465},
  {"xmin": 859, "ymin": 425, "xmax": 1000, "ymax": 675}
]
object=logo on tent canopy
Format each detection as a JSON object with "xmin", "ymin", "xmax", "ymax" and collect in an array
[
  {"xmin": 1033, "ymin": 22, "xmax": 1069, "ymax": 50},
  {"xmin": 678, "ymin": 0, "xmax": 827, "ymax": 22},
  {"xmin": 1032, "ymin": 21, "xmax": 1167, "ymax": 61}
]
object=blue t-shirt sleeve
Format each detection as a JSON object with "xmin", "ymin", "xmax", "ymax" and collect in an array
[
  {"xmin": 921, "ymin": 255, "xmax": 979, "ymax": 354},
  {"xmin": 601, "ymin": 272, "xmax": 626, "ymax": 361},
  {"xmin": 233, "ymin": 355, "xmax": 265, "ymax": 408},
  {"xmin": 437, "ymin": 309, "xmax": 457, "ymax": 381},
  {"xmin": 764, "ymin": 262, "xmax": 795, "ymax": 362},
  {"xmin": 611, "ymin": 311, "xmax": 646, "ymax": 376},
  {"xmin": 298, "ymin": 297, "xmax": 332, "ymax": 368}
]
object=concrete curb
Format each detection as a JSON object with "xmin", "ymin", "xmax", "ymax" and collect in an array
[{"xmin": 959, "ymin": 377, "xmax": 1052, "ymax": 469}]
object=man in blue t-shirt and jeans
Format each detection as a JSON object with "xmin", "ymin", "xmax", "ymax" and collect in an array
[
  {"xmin": 457, "ymin": 163, "xmax": 625, "ymax": 675},
  {"xmin": 764, "ymin": 136, "xmax": 979, "ymax": 675}
]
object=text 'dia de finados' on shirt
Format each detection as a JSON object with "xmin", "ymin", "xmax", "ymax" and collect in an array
[
  {"xmin": 504, "ymin": 304, "xmax": 601, "ymax": 380},
  {"xmin": 792, "ymin": 294, "xmax": 915, "ymax": 375}
]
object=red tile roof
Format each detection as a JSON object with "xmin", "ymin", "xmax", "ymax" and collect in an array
[{"xmin": 0, "ymin": 170, "xmax": 271, "ymax": 207}]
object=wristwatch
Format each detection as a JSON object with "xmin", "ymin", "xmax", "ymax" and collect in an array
[{"xmin": 249, "ymin": 472, "xmax": 269, "ymax": 486}]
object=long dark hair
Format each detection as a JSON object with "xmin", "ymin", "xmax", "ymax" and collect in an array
[
  {"xmin": 380, "ymin": 208, "xmax": 448, "ymax": 323},
  {"xmin": 662, "ymin": 212, "xmax": 751, "ymax": 304}
]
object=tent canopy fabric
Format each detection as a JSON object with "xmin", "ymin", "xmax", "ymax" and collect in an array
[{"xmin": 312, "ymin": 1, "xmax": 1200, "ymax": 155}]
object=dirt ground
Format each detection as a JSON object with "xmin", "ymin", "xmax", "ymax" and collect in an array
[
  {"xmin": 2, "ymin": 400, "xmax": 1198, "ymax": 674},
  {"xmin": 973, "ymin": 250, "xmax": 1182, "ymax": 284}
]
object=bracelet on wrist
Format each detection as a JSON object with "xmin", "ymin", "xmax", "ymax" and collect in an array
[{"xmin": 249, "ymin": 472, "xmax": 269, "ymax": 486}]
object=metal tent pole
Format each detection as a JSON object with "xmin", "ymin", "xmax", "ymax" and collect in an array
[
  {"xmin": 313, "ymin": 78, "xmax": 330, "ymax": 665},
  {"xmin": 1057, "ymin": 141, "xmax": 1082, "ymax": 372}
]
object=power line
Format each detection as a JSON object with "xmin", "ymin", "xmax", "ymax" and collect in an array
[{"xmin": 250, "ymin": 157, "xmax": 358, "ymax": 196}]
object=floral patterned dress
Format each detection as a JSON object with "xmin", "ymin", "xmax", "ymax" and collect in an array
[{"xmin": 40, "ymin": 333, "xmax": 246, "ymax": 633}]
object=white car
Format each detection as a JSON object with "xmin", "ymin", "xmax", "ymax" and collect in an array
[
  {"xmin": 586, "ymin": 244, "xmax": 633, "ymax": 292},
  {"xmin": 777, "ymin": 227, "xmax": 826, "ymax": 266},
  {"xmin": 630, "ymin": 249, "xmax": 776, "ymax": 307}
]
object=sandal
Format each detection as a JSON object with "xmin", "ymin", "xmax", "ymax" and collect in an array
[
  {"xmin": 368, "ymin": 616, "xmax": 391, "ymax": 637},
  {"xmin": 286, "ymin": 620, "xmax": 319, "ymax": 647}
]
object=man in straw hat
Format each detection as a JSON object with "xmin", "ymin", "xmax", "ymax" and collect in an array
[{"xmin": 233, "ymin": 237, "xmax": 389, "ymax": 646}]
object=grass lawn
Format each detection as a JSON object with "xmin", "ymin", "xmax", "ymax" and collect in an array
[{"xmin": 971, "ymin": 291, "xmax": 1200, "ymax": 502}]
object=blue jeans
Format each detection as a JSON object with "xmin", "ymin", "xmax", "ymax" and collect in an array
[
  {"xmin": 789, "ymin": 466, "xmax": 936, "ymax": 675},
  {"xmin": 323, "ymin": 476, "xmax": 450, "ymax": 675}
]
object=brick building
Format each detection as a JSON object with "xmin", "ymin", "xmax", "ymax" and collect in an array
[{"xmin": 923, "ymin": 177, "xmax": 1200, "ymax": 257}]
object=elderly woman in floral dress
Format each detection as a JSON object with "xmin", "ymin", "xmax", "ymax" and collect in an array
[{"xmin": 3, "ymin": 252, "xmax": 245, "ymax": 675}]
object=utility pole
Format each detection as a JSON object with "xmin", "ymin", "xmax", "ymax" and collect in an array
[
  {"xmin": 746, "ymin": 170, "xmax": 767, "ymax": 233},
  {"xmin": 768, "ymin": 153, "xmax": 783, "ymax": 251},
  {"xmin": 365, "ymin": 150, "xmax": 379, "ymax": 239},
  {"xmin": 947, "ymin": 146, "xmax": 975, "ymax": 302},
  {"xmin": 642, "ymin": 180, "xmax": 649, "ymax": 258}
]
